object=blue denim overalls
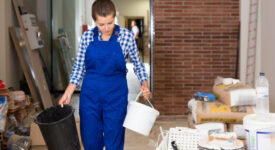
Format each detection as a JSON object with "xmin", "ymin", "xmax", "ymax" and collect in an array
[{"xmin": 79, "ymin": 25, "xmax": 128, "ymax": 150}]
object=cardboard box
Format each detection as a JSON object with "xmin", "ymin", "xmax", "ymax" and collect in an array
[
  {"xmin": 240, "ymin": 139, "xmax": 247, "ymax": 149},
  {"xmin": 30, "ymin": 117, "xmax": 83, "ymax": 150},
  {"xmin": 0, "ymin": 88, "xmax": 9, "ymax": 97},
  {"xmin": 31, "ymin": 146, "xmax": 48, "ymax": 150},
  {"xmin": 194, "ymin": 101, "xmax": 254, "ymax": 124},
  {"xmin": 213, "ymin": 83, "xmax": 256, "ymax": 107}
]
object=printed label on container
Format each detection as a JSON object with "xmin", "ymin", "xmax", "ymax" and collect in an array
[
  {"xmin": 256, "ymin": 87, "xmax": 269, "ymax": 98},
  {"xmin": 257, "ymin": 132, "xmax": 275, "ymax": 149},
  {"xmin": 199, "ymin": 118, "xmax": 239, "ymax": 124}
]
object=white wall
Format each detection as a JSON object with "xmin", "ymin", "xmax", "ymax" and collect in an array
[
  {"xmin": 239, "ymin": 0, "xmax": 250, "ymax": 83},
  {"xmin": 261, "ymin": 0, "xmax": 275, "ymax": 112},
  {"xmin": 84, "ymin": 0, "xmax": 95, "ymax": 27},
  {"xmin": 0, "ymin": 0, "xmax": 5, "ymax": 81},
  {"xmin": 0, "ymin": 0, "xmax": 22, "ymax": 89},
  {"xmin": 240, "ymin": 0, "xmax": 262, "ymax": 83},
  {"xmin": 240, "ymin": 0, "xmax": 275, "ymax": 112},
  {"xmin": 75, "ymin": 0, "xmax": 84, "ymax": 55}
]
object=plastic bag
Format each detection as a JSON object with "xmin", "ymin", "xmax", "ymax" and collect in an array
[
  {"xmin": 7, "ymin": 134, "xmax": 30, "ymax": 150},
  {"xmin": 0, "ymin": 96, "xmax": 8, "ymax": 132}
]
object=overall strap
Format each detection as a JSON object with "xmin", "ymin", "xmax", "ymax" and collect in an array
[
  {"xmin": 111, "ymin": 25, "xmax": 120, "ymax": 42},
  {"xmin": 92, "ymin": 27, "xmax": 99, "ymax": 42},
  {"xmin": 113, "ymin": 25, "xmax": 120, "ymax": 37}
]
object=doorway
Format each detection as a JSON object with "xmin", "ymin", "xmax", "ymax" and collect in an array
[{"xmin": 125, "ymin": 17, "xmax": 145, "ymax": 62}]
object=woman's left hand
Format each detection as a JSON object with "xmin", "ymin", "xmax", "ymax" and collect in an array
[{"xmin": 140, "ymin": 81, "xmax": 151, "ymax": 100}]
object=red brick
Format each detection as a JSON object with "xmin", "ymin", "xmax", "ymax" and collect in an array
[{"xmin": 153, "ymin": 0, "xmax": 239, "ymax": 116}]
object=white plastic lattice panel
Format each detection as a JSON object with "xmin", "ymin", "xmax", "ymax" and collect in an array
[{"xmin": 167, "ymin": 127, "xmax": 200, "ymax": 150}]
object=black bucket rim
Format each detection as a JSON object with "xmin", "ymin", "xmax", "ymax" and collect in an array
[{"xmin": 34, "ymin": 104, "xmax": 75, "ymax": 126}]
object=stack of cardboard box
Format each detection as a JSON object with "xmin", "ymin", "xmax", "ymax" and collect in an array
[{"xmin": 188, "ymin": 79, "xmax": 257, "ymax": 147}]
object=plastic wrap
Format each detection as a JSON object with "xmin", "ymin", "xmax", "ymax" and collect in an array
[{"xmin": 0, "ymin": 96, "xmax": 8, "ymax": 132}]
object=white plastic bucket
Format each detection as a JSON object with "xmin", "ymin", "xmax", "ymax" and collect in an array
[
  {"xmin": 123, "ymin": 92, "xmax": 160, "ymax": 136},
  {"xmin": 243, "ymin": 113, "xmax": 275, "ymax": 150}
]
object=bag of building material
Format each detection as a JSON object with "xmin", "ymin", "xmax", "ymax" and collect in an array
[
  {"xmin": 213, "ymin": 83, "xmax": 256, "ymax": 107},
  {"xmin": 189, "ymin": 99, "xmax": 254, "ymax": 124}
]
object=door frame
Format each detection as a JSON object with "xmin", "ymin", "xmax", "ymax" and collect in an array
[{"xmin": 149, "ymin": 0, "xmax": 154, "ymax": 98}]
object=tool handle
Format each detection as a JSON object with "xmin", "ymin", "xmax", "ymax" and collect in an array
[{"xmin": 171, "ymin": 141, "xmax": 179, "ymax": 150}]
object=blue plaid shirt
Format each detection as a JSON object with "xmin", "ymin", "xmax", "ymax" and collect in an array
[{"xmin": 69, "ymin": 25, "xmax": 148, "ymax": 86}]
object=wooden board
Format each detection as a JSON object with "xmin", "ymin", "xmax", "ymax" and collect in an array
[
  {"xmin": 9, "ymin": 27, "xmax": 41, "ymax": 105},
  {"xmin": 12, "ymin": 0, "xmax": 53, "ymax": 108}
]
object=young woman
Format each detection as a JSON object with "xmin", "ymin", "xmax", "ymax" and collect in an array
[{"xmin": 59, "ymin": 0, "xmax": 150, "ymax": 149}]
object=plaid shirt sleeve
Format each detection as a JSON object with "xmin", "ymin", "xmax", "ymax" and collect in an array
[
  {"xmin": 124, "ymin": 29, "xmax": 148, "ymax": 84},
  {"xmin": 69, "ymin": 30, "xmax": 93, "ymax": 86}
]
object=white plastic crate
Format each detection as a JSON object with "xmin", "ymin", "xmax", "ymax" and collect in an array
[{"xmin": 156, "ymin": 127, "xmax": 201, "ymax": 150}]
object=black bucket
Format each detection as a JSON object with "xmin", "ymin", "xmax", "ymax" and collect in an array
[{"xmin": 34, "ymin": 105, "xmax": 80, "ymax": 150}]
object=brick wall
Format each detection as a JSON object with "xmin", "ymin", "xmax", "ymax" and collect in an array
[{"xmin": 153, "ymin": 0, "xmax": 239, "ymax": 115}]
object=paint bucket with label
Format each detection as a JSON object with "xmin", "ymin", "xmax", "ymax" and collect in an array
[{"xmin": 243, "ymin": 113, "xmax": 275, "ymax": 150}]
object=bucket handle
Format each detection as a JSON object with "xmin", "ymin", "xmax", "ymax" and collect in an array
[{"xmin": 135, "ymin": 92, "xmax": 154, "ymax": 109}]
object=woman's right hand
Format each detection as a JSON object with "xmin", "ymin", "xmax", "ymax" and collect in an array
[
  {"xmin": 59, "ymin": 84, "xmax": 77, "ymax": 107},
  {"xmin": 59, "ymin": 92, "xmax": 72, "ymax": 108}
]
